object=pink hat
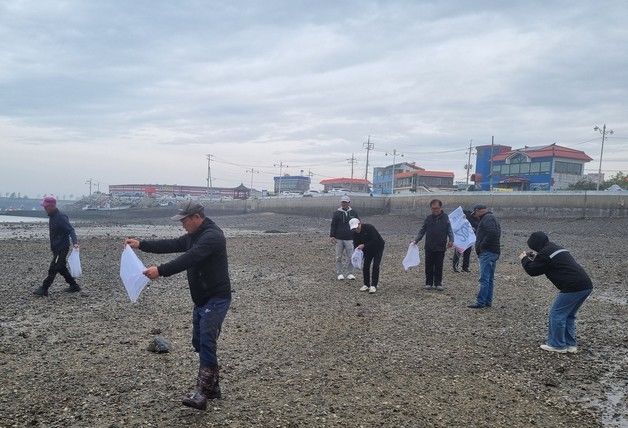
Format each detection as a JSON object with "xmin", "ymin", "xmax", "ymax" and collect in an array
[{"xmin": 41, "ymin": 196, "xmax": 57, "ymax": 208}]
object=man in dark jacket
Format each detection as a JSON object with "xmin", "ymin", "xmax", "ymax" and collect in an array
[
  {"xmin": 125, "ymin": 201, "xmax": 231, "ymax": 411},
  {"xmin": 350, "ymin": 218, "xmax": 384, "ymax": 294},
  {"xmin": 468, "ymin": 204, "xmax": 501, "ymax": 309},
  {"xmin": 413, "ymin": 199, "xmax": 454, "ymax": 290},
  {"xmin": 329, "ymin": 196, "xmax": 359, "ymax": 281},
  {"xmin": 520, "ymin": 231, "xmax": 593, "ymax": 353},
  {"xmin": 452, "ymin": 209, "xmax": 478, "ymax": 273},
  {"xmin": 33, "ymin": 196, "xmax": 80, "ymax": 297}
]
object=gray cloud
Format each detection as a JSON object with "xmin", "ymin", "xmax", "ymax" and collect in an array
[{"xmin": 0, "ymin": 0, "xmax": 627, "ymax": 196}]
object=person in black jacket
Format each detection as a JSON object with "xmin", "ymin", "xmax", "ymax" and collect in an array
[
  {"xmin": 33, "ymin": 196, "xmax": 81, "ymax": 297},
  {"xmin": 350, "ymin": 218, "xmax": 385, "ymax": 294},
  {"xmin": 329, "ymin": 196, "xmax": 359, "ymax": 281},
  {"xmin": 125, "ymin": 201, "xmax": 231, "ymax": 411},
  {"xmin": 413, "ymin": 199, "xmax": 454, "ymax": 290},
  {"xmin": 520, "ymin": 231, "xmax": 593, "ymax": 353},
  {"xmin": 468, "ymin": 204, "xmax": 501, "ymax": 309},
  {"xmin": 452, "ymin": 209, "xmax": 478, "ymax": 273}
]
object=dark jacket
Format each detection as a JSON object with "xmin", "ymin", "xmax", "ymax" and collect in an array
[
  {"xmin": 48, "ymin": 208, "xmax": 78, "ymax": 253},
  {"xmin": 521, "ymin": 232, "xmax": 592, "ymax": 293},
  {"xmin": 414, "ymin": 211, "xmax": 454, "ymax": 252},
  {"xmin": 475, "ymin": 211, "xmax": 501, "ymax": 255},
  {"xmin": 464, "ymin": 210, "xmax": 479, "ymax": 231},
  {"xmin": 139, "ymin": 218, "xmax": 231, "ymax": 306},
  {"xmin": 330, "ymin": 207, "xmax": 359, "ymax": 241},
  {"xmin": 353, "ymin": 223, "xmax": 385, "ymax": 254}
]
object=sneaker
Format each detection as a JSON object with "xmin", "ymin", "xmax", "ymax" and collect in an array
[
  {"xmin": 462, "ymin": 268, "xmax": 471, "ymax": 273},
  {"xmin": 337, "ymin": 274, "xmax": 345, "ymax": 280},
  {"xmin": 359, "ymin": 285, "xmax": 369, "ymax": 292},
  {"xmin": 346, "ymin": 274, "xmax": 356, "ymax": 280},
  {"xmin": 368, "ymin": 286, "xmax": 377, "ymax": 294},
  {"xmin": 467, "ymin": 303, "xmax": 487, "ymax": 309},
  {"xmin": 435, "ymin": 285, "xmax": 445, "ymax": 291},
  {"xmin": 64, "ymin": 284, "xmax": 81, "ymax": 293},
  {"xmin": 565, "ymin": 346, "xmax": 578, "ymax": 353},
  {"xmin": 33, "ymin": 286, "xmax": 49, "ymax": 297},
  {"xmin": 540, "ymin": 344, "xmax": 569, "ymax": 353},
  {"xmin": 423, "ymin": 284, "xmax": 432, "ymax": 289},
  {"xmin": 453, "ymin": 267, "xmax": 460, "ymax": 273}
]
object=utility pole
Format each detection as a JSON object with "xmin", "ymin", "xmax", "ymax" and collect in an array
[
  {"xmin": 206, "ymin": 154, "xmax": 214, "ymax": 196},
  {"xmin": 385, "ymin": 149, "xmax": 404, "ymax": 195},
  {"xmin": 465, "ymin": 139, "xmax": 474, "ymax": 186},
  {"xmin": 347, "ymin": 153, "xmax": 357, "ymax": 191},
  {"xmin": 274, "ymin": 161, "xmax": 288, "ymax": 195},
  {"xmin": 489, "ymin": 136, "xmax": 494, "ymax": 192},
  {"xmin": 95, "ymin": 181, "xmax": 101, "ymax": 193},
  {"xmin": 363, "ymin": 136, "xmax": 374, "ymax": 183},
  {"xmin": 594, "ymin": 124, "xmax": 614, "ymax": 191},
  {"xmin": 245, "ymin": 169, "xmax": 260, "ymax": 190},
  {"xmin": 85, "ymin": 178, "xmax": 93, "ymax": 196}
]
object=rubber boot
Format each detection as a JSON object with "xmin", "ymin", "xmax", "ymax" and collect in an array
[
  {"xmin": 182, "ymin": 367, "xmax": 213, "ymax": 410},
  {"xmin": 205, "ymin": 367, "xmax": 221, "ymax": 400}
]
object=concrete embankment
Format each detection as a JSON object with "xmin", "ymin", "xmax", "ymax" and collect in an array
[
  {"xmin": 209, "ymin": 192, "xmax": 627, "ymax": 219},
  {"xmin": 5, "ymin": 192, "xmax": 623, "ymax": 221}
]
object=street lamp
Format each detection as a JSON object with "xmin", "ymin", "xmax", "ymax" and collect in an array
[{"xmin": 593, "ymin": 124, "xmax": 614, "ymax": 191}]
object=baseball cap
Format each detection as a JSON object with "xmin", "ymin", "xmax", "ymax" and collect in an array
[
  {"xmin": 41, "ymin": 196, "xmax": 57, "ymax": 208},
  {"xmin": 349, "ymin": 218, "xmax": 360, "ymax": 230},
  {"xmin": 472, "ymin": 204, "xmax": 487, "ymax": 212},
  {"xmin": 171, "ymin": 200, "xmax": 205, "ymax": 221},
  {"xmin": 340, "ymin": 195, "xmax": 351, "ymax": 203}
]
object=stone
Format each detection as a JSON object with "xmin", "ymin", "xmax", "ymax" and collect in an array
[{"xmin": 147, "ymin": 336, "xmax": 171, "ymax": 353}]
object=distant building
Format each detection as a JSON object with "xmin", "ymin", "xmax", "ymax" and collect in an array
[
  {"xmin": 373, "ymin": 162, "xmax": 423, "ymax": 194},
  {"xmin": 320, "ymin": 178, "xmax": 371, "ymax": 193},
  {"xmin": 372, "ymin": 162, "xmax": 454, "ymax": 194},
  {"xmin": 473, "ymin": 144, "xmax": 593, "ymax": 191},
  {"xmin": 585, "ymin": 172, "xmax": 604, "ymax": 183},
  {"xmin": 109, "ymin": 183, "xmax": 251, "ymax": 199},
  {"xmin": 273, "ymin": 175, "xmax": 311, "ymax": 194},
  {"xmin": 395, "ymin": 170, "xmax": 455, "ymax": 191}
]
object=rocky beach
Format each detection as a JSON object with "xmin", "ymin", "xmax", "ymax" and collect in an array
[{"xmin": 0, "ymin": 212, "xmax": 626, "ymax": 427}]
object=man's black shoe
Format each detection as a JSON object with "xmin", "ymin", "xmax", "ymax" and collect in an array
[
  {"xmin": 462, "ymin": 268, "xmax": 471, "ymax": 273},
  {"xmin": 467, "ymin": 303, "xmax": 487, "ymax": 309},
  {"xmin": 453, "ymin": 267, "xmax": 460, "ymax": 273},
  {"xmin": 64, "ymin": 284, "xmax": 81, "ymax": 293},
  {"xmin": 33, "ymin": 286, "xmax": 49, "ymax": 297}
]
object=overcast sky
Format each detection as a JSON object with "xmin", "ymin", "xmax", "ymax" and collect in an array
[{"xmin": 1, "ymin": 0, "xmax": 627, "ymax": 197}]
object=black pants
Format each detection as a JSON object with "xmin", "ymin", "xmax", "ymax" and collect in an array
[
  {"xmin": 424, "ymin": 250, "xmax": 445, "ymax": 286},
  {"xmin": 363, "ymin": 247, "xmax": 384, "ymax": 288},
  {"xmin": 453, "ymin": 247, "xmax": 472, "ymax": 271},
  {"xmin": 42, "ymin": 248, "xmax": 77, "ymax": 289}
]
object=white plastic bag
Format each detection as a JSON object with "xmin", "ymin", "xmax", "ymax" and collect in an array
[
  {"xmin": 402, "ymin": 243, "xmax": 421, "ymax": 271},
  {"xmin": 67, "ymin": 247, "xmax": 82, "ymax": 278},
  {"xmin": 449, "ymin": 206, "xmax": 476, "ymax": 252},
  {"xmin": 351, "ymin": 248, "xmax": 364, "ymax": 269},
  {"xmin": 120, "ymin": 245, "xmax": 150, "ymax": 303}
]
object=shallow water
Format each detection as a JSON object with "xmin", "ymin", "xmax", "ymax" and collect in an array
[{"xmin": 0, "ymin": 215, "xmax": 47, "ymax": 223}]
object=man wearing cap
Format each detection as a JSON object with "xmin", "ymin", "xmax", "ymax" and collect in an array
[
  {"xmin": 468, "ymin": 204, "xmax": 501, "ymax": 309},
  {"xmin": 412, "ymin": 199, "xmax": 454, "ymax": 290},
  {"xmin": 329, "ymin": 196, "xmax": 359, "ymax": 281},
  {"xmin": 125, "ymin": 201, "xmax": 231, "ymax": 411},
  {"xmin": 350, "ymin": 218, "xmax": 385, "ymax": 294},
  {"xmin": 33, "ymin": 196, "xmax": 81, "ymax": 296}
]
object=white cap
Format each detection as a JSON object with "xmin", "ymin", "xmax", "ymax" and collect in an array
[
  {"xmin": 349, "ymin": 218, "xmax": 360, "ymax": 230},
  {"xmin": 340, "ymin": 195, "xmax": 351, "ymax": 203}
]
